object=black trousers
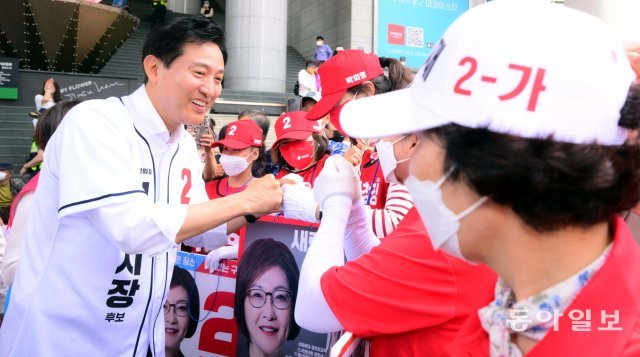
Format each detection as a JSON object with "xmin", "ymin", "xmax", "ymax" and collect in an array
[{"xmin": 151, "ymin": 4, "xmax": 166, "ymax": 28}]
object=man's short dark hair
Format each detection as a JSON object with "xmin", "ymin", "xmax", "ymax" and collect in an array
[
  {"xmin": 235, "ymin": 238, "xmax": 300, "ymax": 342},
  {"xmin": 170, "ymin": 266, "xmax": 200, "ymax": 338},
  {"xmin": 142, "ymin": 16, "xmax": 227, "ymax": 83},
  {"xmin": 427, "ymin": 122, "xmax": 640, "ymax": 232},
  {"xmin": 316, "ymin": 36, "xmax": 324, "ymax": 41}
]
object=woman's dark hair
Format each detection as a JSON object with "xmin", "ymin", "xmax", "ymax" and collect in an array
[
  {"xmin": 171, "ymin": 266, "xmax": 200, "ymax": 339},
  {"xmin": 346, "ymin": 57, "xmax": 413, "ymax": 96},
  {"xmin": 427, "ymin": 121, "xmax": 640, "ymax": 232},
  {"xmin": 41, "ymin": 79, "xmax": 61, "ymax": 103},
  {"xmin": 238, "ymin": 109, "xmax": 270, "ymax": 140},
  {"xmin": 218, "ymin": 124, "xmax": 228, "ymax": 141},
  {"xmin": 381, "ymin": 57, "xmax": 414, "ymax": 90},
  {"xmin": 274, "ymin": 133, "xmax": 329, "ymax": 172},
  {"xmin": 142, "ymin": 15, "xmax": 227, "ymax": 83},
  {"xmin": 34, "ymin": 100, "xmax": 81, "ymax": 150},
  {"xmin": 235, "ymin": 238, "xmax": 301, "ymax": 342}
]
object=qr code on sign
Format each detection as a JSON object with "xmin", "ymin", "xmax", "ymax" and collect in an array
[{"xmin": 407, "ymin": 26, "xmax": 424, "ymax": 48}]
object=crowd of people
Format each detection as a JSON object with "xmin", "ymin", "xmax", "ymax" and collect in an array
[{"xmin": 1, "ymin": 0, "xmax": 640, "ymax": 356}]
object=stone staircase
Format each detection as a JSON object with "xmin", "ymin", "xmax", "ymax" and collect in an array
[{"xmin": 0, "ymin": 106, "xmax": 36, "ymax": 169}]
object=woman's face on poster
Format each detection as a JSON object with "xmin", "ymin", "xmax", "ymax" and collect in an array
[
  {"xmin": 165, "ymin": 286, "xmax": 190, "ymax": 350},
  {"xmin": 244, "ymin": 266, "xmax": 292, "ymax": 356}
]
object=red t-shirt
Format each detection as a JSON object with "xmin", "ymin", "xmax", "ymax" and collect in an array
[
  {"xmin": 445, "ymin": 216, "xmax": 640, "ymax": 357},
  {"xmin": 276, "ymin": 154, "xmax": 328, "ymax": 187},
  {"xmin": 201, "ymin": 176, "xmax": 248, "ymax": 251},
  {"xmin": 359, "ymin": 150, "xmax": 387, "ymax": 210},
  {"xmin": 205, "ymin": 176, "xmax": 248, "ymax": 200},
  {"xmin": 320, "ymin": 208, "xmax": 497, "ymax": 356}
]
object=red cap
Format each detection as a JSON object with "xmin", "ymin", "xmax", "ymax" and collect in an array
[
  {"xmin": 273, "ymin": 111, "xmax": 323, "ymax": 148},
  {"xmin": 212, "ymin": 120, "xmax": 263, "ymax": 149},
  {"xmin": 306, "ymin": 50, "xmax": 384, "ymax": 120}
]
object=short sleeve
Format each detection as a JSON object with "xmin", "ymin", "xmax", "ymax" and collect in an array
[
  {"xmin": 320, "ymin": 228, "xmax": 457, "ymax": 337},
  {"xmin": 34, "ymin": 94, "xmax": 43, "ymax": 111},
  {"xmin": 51, "ymin": 101, "xmax": 147, "ymax": 218}
]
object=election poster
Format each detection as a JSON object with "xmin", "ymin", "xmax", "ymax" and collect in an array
[
  {"xmin": 172, "ymin": 215, "xmax": 334, "ymax": 357},
  {"xmin": 374, "ymin": 0, "xmax": 469, "ymax": 69}
]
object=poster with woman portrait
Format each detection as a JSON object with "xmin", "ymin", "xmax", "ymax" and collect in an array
[
  {"xmin": 237, "ymin": 216, "xmax": 334, "ymax": 357},
  {"xmin": 171, "ymin": 215, "xmax": 333, "ymax": 357}
]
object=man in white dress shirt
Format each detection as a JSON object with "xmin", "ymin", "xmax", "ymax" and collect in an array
[{"xmin": 0, "ymin": 16, "xmax": 282, "ymax": 356}]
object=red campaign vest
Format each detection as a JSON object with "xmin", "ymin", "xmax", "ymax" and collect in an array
[
  {"xmin": 445, "ymin": 216, "xmax": 640, "ymax": 356},
  {"xmin": 7, "ymin": 172, "xmax": 40, "ymax": 230},
  {"xmin": 359, "ymin": 150, "xmax": 388, "ymax": 210},
  {"xmin": 276, "ymin": 154, "xmax": 329, "ymax": 187}
]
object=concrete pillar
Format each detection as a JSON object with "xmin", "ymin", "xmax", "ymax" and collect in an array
[
  {"xmin": 224, "ymin": 0, "xmax": 288, "ymax": 93},
  {"xmin": 167, "ymin": 0, "xmax": 201, "ymax": 15}
]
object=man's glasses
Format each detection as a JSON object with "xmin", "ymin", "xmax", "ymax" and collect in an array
[
  {"xmin": 246, "ymin": 288, "xmax": 292, "ymax": 310},
  {"xmin": 163, "ymin": 302, "xmax": 189, "ymax": 317}
]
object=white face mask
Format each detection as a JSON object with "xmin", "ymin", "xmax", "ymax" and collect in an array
[
  {"xmin": 375, "ymin": 136, "xmax": 409, "ymax": 184},
  {"xmin": 0, "ymin": 172, "xmax": 6, "ymax": 181},
  {"xmin": 219, "ymin": 153, "xmax": 251, "ymax": 177},
  {"xmin": 316, "ymin": 40, "xmax": 323, "ymax": 46},
  {"xmin": 404, "ymin": 167, "xmax": 488, "ymax": 263}
]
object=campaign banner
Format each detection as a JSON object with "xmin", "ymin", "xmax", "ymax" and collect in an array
[
  {"xmin": 172, "ymin": 252, "xmax": 239, "ymax": 356},
  {"xmin": 0, "ymin": 57, "xmax": 19, "ymax": 100},
  {"xmin": 239, "ymin": 216, "xmax": 332, "ymax": 357},
  {"xmin": 172, "ymin": 215, "xmax": 334, "ymax": 357},
  {"xmin": 374, "ymin": 0, "xmax": 469, "ymax": 69}
]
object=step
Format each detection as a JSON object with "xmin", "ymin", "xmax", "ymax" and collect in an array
[{"xmin": 0, "ymin": 137, "xmax": 32, "ymax": 146}]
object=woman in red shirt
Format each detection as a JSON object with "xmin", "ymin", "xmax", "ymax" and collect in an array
[
  {"xmin": 338, "ymin": 1, "xmax": 640, "ymax": 355},
  {"xmin": 202, "ymin": 119, "xmax": 265, "ymax": 270},
  {"xmin": 205, "ymin": 120, "xmax": 264, "ymax": 200},
  {"xmin": 272, "ymin": 111, "xmax": 330, "ymax": 187}
]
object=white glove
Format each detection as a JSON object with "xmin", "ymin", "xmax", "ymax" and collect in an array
[
  {"xmin": 313, "ymin": 155, "xmax": 360, "ymax": 210},
  {"xmin": 281, "ymin": 173, "xmax": 304, "ymax": 185},
  {"xmin": 282, "ymin": 183, "xmax": 320, "ymax": 223},
  {"xmin": 204, "ymin": 245, "xmax": 239, "ymax": 273}
]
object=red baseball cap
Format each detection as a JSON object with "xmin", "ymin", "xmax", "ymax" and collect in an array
[
  {"xmin": 212, "ymin": 120, "xmax": 263, "ymax": 149},
  {"xmin": 306, "ymin": 50, "xmax": 384, "ymax": 121},
  {"xmin": 273, "ymin": 111, "xmax": 323, "ymax": 148}
]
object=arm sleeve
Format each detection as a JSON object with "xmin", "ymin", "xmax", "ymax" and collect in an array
[
  {"xmin": 367, "ymin": 183, "xmax": 414, "ymax": 238},
  {"xmin": 84, "ymin": 199, "xmax": 183, "ymax": 255},
  {"xmin": 1, "ymin": 193, "xmax": 34, "ymax": 286},
  {"xmin": 320, "ymin": 222, "xmax": 458, "ymax": 337},
  {"xmin": 53, "ymin": 103, "xmax": 149, "ymax": 219},
  {"xmin": 34, "ymin": 95, "xmax": 43, "ymax": 111},
  {"xmin": 344, "ymin": 198, "xmax": 380, "ymax": 261},
  {"xmin": 294, "ymin": 196, "xmax": 351, "ymax": 333},
  {"xmin": 51, "ymin": 102, "xmax": 185, "ymax": 255}
]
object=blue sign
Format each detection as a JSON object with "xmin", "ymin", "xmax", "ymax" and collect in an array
[{"xmin": 375, "ymin": 0, "xmax": 469, "ymax": 69}]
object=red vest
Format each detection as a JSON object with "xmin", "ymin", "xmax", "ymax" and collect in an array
[{"xmin": 7, "ymin": 172, "xmax": 40, "ymax": 230}]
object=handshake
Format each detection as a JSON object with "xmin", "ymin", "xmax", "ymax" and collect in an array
[
  {"xmin": 281, "ymin": 156, "xmax": 362, "ymax": 223},
  {"xmin": 226, "ymin": 155, "xmax": 362, "ymax": 222}
]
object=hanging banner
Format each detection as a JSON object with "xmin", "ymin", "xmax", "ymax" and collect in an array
[
  {"xmin": 0, "ymin": 57, "xmax": 19, "ymax": 100},
  {"xmin": 374, "ymin": 0, "xmax": 470, "ymax": 69}
]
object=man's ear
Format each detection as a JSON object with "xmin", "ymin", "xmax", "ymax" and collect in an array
[
  {"xmin": 360, "ymin": 81, "xmax": 376, "ymax": 97},
  {"xmin": 143, "ymin": 55, "xmax": 162, "ymax": 84}
]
